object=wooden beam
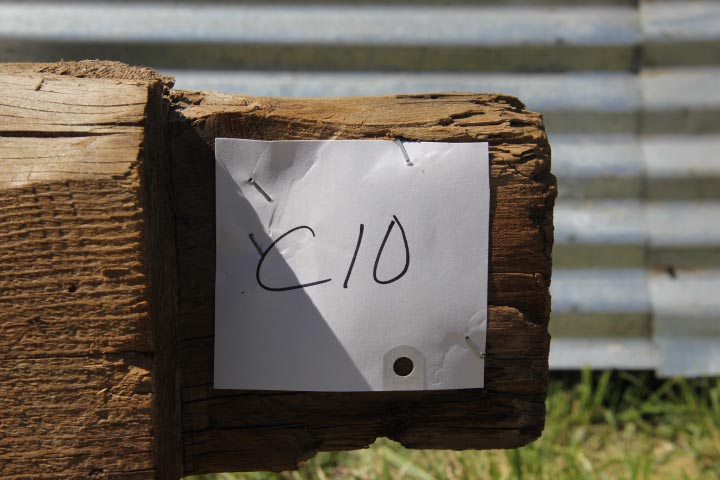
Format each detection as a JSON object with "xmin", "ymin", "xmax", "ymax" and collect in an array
[
  {"xmin": 0, "ymin": 61, "xmax": 180, "ymax": 479},
  {"xmin": 1, "ymin": 61, "xmax": 555, "ymax": 477},
  {"xmin": 168, "ymin": 90, "xmax": 555, "ymax": 474}
]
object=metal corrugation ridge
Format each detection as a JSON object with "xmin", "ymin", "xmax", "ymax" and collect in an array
[
  {"xmin": 638, "ymin": 0, "xmax": 720, "ymax": 376},
  {"xmin": 0, "ymin": 3, "xmax": 639, "ymax": 71},
  {"xmin": 169, "ymin": 71, "xmax": 641, "ymax": 134}
]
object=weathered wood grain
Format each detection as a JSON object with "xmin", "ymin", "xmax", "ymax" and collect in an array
[
  {"xmin": 1, "ymin": 61, "xmax": 555, "ymax": 477},
  {"xmin": 0, "ymin": 62, "xmax": 180, "ymax": 479},
  {"xmin": 168, "ymin": 90, "xmax": 555, "ymax": 474}
]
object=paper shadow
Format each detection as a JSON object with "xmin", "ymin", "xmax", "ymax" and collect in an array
[{"xmin": 215, "ymin": 159, "xmax": 372, "ymax": 391}]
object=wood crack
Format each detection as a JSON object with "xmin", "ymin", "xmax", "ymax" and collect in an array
[{"xmin": 0, "ymin": 130, "xmax": 117, "ymax": 138}]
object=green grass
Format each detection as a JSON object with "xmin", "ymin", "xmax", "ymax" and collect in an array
[{"xmin": 189, "ymin": 371, "xmax": 720, "ymax": 480}]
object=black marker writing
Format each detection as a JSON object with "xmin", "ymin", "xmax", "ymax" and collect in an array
[
  {"xmin": 250, "ymin": 216, "xmax": 409, "ymax": 291},
  {"xmin": 343, "ymin": 223, "xmax": 364, "ymax": 289},
  {"xmin": 373, "ymin": 215, "xmax": 410, "ymax": 285},
  {"xmin": 255, "ymin": 225, "xmax": 332, "ymax": 291}
]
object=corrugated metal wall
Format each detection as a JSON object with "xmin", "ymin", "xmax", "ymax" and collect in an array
[{"xmin": 3, "ymin": 0, "xmax": 718, "ymax": 376}]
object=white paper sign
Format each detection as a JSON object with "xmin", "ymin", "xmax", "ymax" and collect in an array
[{"xmin": 215, "ymin": 139, "xmax": 489, "ymax": 391}]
